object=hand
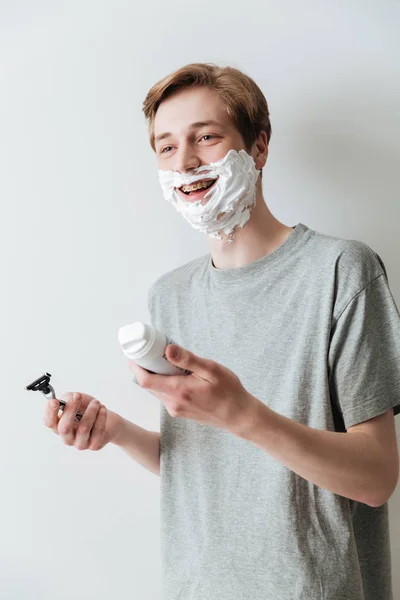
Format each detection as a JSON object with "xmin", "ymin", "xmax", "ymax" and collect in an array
[
  {"xmin": 43, "ymin": 392, "xmax": 122, "ymax": 451},
  {"xmin": 129, "ymin": 344, "xmax": 260, "ymax": 436}
]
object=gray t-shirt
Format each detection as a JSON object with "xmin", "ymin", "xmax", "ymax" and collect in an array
[{"xmin": 148, "ymin": 222, "xmax": 400, "ymax": 600}]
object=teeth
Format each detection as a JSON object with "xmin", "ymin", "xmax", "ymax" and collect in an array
[{"xmin": 181, "ymin": 179, "xmax": 215, "ymax": 193}]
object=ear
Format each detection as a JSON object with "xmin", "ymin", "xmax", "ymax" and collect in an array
[
  {"xmin": 253, "ymin": 130, "xmax": 268, "ymax": 171},
  {"xmin": 255, "ymin": 131, "xmax": 268, "ymax": 169}
]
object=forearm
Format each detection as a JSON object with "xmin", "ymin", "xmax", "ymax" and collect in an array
[
  {"xmin": 237, "ymin": 398, "xmax": 390, "ymax": 507},
  {"xmin": 109, "ymin": 411, "xmax": 160, "ymax": 476}
]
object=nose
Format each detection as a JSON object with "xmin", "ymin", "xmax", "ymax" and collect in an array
[{"xmin": 174, "ymin": 142, "xmax": 200, "ymax": 174}]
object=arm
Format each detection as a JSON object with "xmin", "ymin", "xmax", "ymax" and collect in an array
[
  {"xmin": 128, "ymin": 344, "xmax": 399, "ymax": 502},
  {"xmin": 109, "ymin": 410, "xmax": 160, "ymax": 476},
  {"xmin": 237, "ymin": 401, "xmax": 399, "ymax": 507}
]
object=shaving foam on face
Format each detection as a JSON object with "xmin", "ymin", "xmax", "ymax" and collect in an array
[{"xmin": 157, "ymin": 149, "xmax": 260, "ymax": 243}]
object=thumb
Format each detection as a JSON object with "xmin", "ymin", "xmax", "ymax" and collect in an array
[{"xmin": 165, "ymin": 344, "xmax": 214, "ymax": 381}]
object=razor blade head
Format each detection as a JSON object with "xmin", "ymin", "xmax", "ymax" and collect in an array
[{"xmin": 25, "ymin": 372, "xmax": 52, "ymax": 394}]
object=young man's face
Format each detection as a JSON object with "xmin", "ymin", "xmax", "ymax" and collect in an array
[{"xmin": 153, "ymin": 86, "xmax": 255, "ymax": 204}]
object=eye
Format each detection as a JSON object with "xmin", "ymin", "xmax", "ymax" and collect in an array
[
  {"xmin": 200, "ymin": 135, "xmax": 215, "ymax": 142},
  {"xmin": 161, "ymin": 146, "xmax": 173, "ymax": 154}
]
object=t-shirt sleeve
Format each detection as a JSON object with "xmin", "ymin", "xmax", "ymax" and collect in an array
[
  {"xmin": 147, "ymin": 279, "xmax": 161, "ymax": 329},
  {"xmin": 328, "ymin": 271, "xmax": 400, "ymax": 430},
  {"xmin": 148, "ymin": 285, "xmax": 154, "ymax": 322}
]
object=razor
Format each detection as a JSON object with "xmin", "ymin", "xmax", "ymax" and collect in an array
[{"xmin": 25, "ymin": 372, "xmax": 83, "ymax": 422}]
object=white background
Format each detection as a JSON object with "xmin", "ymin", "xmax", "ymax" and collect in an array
[{"xmin": 1, "ymin": 1, "xmax": 399, "ymax": 598}]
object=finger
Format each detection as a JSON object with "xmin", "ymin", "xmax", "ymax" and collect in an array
[
  {"xmin": 128, "ymin": 363, "xmax": 139, "ymax": 384},
  {"xmin": 88, "ymin": 404, "xmax": 108, "ymax": 451},
  {"xmin": 61, "ymin": 391, "xmax": 93, "ymax": 412},
  {"xmin": 128, "ymin": 362, "xmax": 168, "ymax": 392},
  {"xmin": 129, "ymin": 361, "xmax": 146, "ymax": 377},
  {"xmin": 60, "ymin": 391, "xmax": 74, "ymax": 403},
  {"xmin": 74, "ymin": 398, "xmax": 101, "ymax": 450},
  {"xmin": 134, "ymin": 369, "xmax": 191, "ymax": 397},
  {"xmin": 58, "ymin": 392, "xmax": 82, "ymax": 445},
  {"xmin": 164, "ymin": 345, "xmax": 217, "ymax": 382},
  {"xmin": 43, "ymin": 398, "xmax": 62, "ymax": 433},
  {"xmin": 130, "ymin": 359, "xmax": 192, "ymax": 396}
]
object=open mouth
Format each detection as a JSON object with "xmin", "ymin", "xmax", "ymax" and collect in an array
[{"xmin": 175, "ymin": 177, "xmax": 218, "ymax": 202}]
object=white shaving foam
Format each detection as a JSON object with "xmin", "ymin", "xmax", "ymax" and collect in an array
[{"xmin": 157, "ymin": 149, "xmax": 260, "ymax": 243}]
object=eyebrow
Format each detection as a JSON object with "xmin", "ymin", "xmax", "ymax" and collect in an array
[{"xmin": 154, "ymin": 120, "xmax": 224, "ymax": 143}]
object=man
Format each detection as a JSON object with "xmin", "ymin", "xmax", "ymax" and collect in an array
[{"xmin": 45, "ymin": 63, "xmax": 400, "ymax": 599}]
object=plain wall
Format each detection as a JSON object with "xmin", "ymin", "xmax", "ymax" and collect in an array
[{"xmin": 1, "ymin": 1, "xmax": 399, "ymax": 598}]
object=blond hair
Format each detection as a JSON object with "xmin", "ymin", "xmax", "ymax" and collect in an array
[{"xmin": 142, "ymin": 63, "xmax": 271, "ymax": 152}]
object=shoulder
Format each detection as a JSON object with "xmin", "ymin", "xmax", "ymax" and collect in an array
[
  {"xmin": 310, "ymin": 227, "xmax": 387, "ymax": 289},
  {"xmin": 303, "ymin": 226, "xmax": 388, "ymax": 322}
]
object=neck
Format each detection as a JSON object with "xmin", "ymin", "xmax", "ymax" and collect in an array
[{"xmin": 208, "ymin": 185, "xmax": 295, "ymax": 270}]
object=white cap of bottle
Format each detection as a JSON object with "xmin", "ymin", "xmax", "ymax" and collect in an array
[{"xmin": 118, "ymin": 321, "xmax": 189, "ymax": 376}]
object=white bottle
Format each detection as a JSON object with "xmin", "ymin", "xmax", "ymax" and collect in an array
[{"xmin": 118, "ymin": 321, "xmax": 191, "ymax": 376}]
